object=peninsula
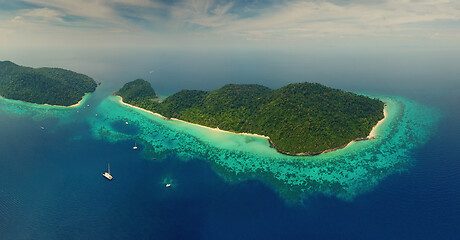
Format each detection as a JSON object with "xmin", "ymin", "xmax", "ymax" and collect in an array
[
  {"xmin": 0, "ymin": 61, "xmax": 97, "ymax": 106},
  {"xmin": 116, "ymin": 79, "xmax": 385, "ymax": 155}
]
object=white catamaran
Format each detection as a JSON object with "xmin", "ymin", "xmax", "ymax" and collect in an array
[{"xmin": 102, "ymin": 163, "xmax": 113, "ymax": 181}]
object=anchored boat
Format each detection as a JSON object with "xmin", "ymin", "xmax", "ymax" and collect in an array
[{"xmin": 102, "ymin": 163, "xmax": 113, "ymax": 181}]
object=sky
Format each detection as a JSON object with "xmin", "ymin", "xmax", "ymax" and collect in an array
[{"xmin": 1, "ymin": 0, "xmax": 460, "ymax": 51}]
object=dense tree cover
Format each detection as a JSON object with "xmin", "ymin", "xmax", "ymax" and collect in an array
[
  {"xmin": 0, "ymin": 61, "xmax": 97, "ymax": 106},
  {"xmin": 116, "ymin": 79, "xmax": 384, "ymax": 154}
]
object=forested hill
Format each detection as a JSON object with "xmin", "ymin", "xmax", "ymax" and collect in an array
[
  {"xmin": 116, "ymin": 79, "xmax": 384, "ymax": 155},
  {"xmin": 0, "ymin": 61, "xmax": 97, "ymax": 106}
]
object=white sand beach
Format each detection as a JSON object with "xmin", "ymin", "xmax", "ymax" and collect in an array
[
  {"xmin": 44, "ymin": 94, "xmax": 86, "ymax": 108},
  {"xmin": 117, "ymin": 96, "xmax": 270, "ymax": 140},
  {"xmin": 368, "ymin": 105, "xmax": 388, "ymax": 139},
  {"xmin": 0, "ymin": 93, "xmax": 89, "ymax": 108},
  {"xmin": 117, "ymin": 95, "xmax": 388, "ymax": 155}
]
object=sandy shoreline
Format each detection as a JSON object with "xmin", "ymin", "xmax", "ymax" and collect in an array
[
  {"xmin": 43, "ymin": 93, "xmax": 88, "ymax": 108},
  {"xmin": 116, "ymin": 96, "xmax": 270, "ymax": 139},
  {"xmin": 368, "ymin": 104, "xmax": 388, "ymax": 139},
  {"xmin": 0, "ymin": 93, "xmax": 89, "ymax": 108},
  {"xmin": 117, "ymin": 95, "xmax": 388, "ymax": 155}
]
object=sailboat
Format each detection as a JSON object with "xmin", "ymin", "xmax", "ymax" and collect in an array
[
  {"xmin": 133, "ymin": 143, "xmax": 138, "ymax": 150},
  {"xmin": 102, "ymin": 163, "xmax": 113, "ymax": 181}
]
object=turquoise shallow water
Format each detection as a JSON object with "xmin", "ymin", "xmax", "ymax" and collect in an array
[
  {"xmin": 1, "ymin": 49, "xmax": 457, "ymax": 239},
  {"xmin": 0, "ymin": 94, "xmax": 92, "ymax": 120},
  {"xmin": 0, "ymin": 93, "xmax": 440, "ymax": 201},
  {"xmin": 86, "ymin": 95, "xmax": 440, "ymax": 201}
]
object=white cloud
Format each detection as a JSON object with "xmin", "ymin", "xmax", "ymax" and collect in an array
[
  {"xmin": 171, "ymin": 0, "xmax": 237, "ymax": 28},
  {"xmin": 0, "ymin": 0, "xmax": 459, "ymax": 48},
  {"xmin": 22, "ymin": 8, "xmax": 65, "ymax": 23},
  {"xmin": 10, "ymin": 0, "xmax": 460, "ymax": 37},
  {"xmin": 11, "ymin": 16, "xmax": 24, "ymax": 23},
  {"xmin": 212, "ymin": 0, "xmax": 460, "ymax": 40},
  {"xmin": 20, "ymin": 0, "xmax": 165, "ymax": 22},
  {"xmin": 21, "ymin": 0, "xmax": 118, "ymax": 23},
  {"xmin": 113, "ymin": 0, "xmax": 164, "ymax": 7},
  {"xmin": 211, "ymin": 2, "xmax": 233, "ymax": 16}
]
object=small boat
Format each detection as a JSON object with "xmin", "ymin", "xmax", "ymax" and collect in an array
[
  {"xmin": 102, "ymin": 163, "xmax": 113, "ymax": 181},
  {"xmin": 40, "ymin": 126, "xmax": 45, "ymax": 130},
  {"xmin": 125, "ymin": 121, "xmax": 129, "ymax": 125},
  {"xmin": 165, "ymin": 183, "xmax": 171, "ymax": 188},
  {"xmin": 133, "ymin": 143, "xmax": 138, "ymax": 150}
]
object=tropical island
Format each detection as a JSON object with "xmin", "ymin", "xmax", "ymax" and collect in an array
[
  {"xmin": 116, "ymin": 79, "xmax": 385, "ymax": 155},
  {"xmin": 0, "ymin": 61, "xmax": 97, "ymax": 106}
]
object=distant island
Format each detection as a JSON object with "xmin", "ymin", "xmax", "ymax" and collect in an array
[
  {"xmin": 0, "ymin": 61, "xmax": 97, "ymax": 106},
  {"xmin": 116, "ymin": 79, "xmax": 385, "ymax": 155}
]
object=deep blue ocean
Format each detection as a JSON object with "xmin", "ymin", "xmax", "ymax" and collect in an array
[{"xmin": 0, "ymin": 49, "xmax": 459, "ymax": 239}]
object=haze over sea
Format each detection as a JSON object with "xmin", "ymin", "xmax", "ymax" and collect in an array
[
  {"xmin": 0, "ymin": 47, "xmax": 458, "ymax": 239},
  {"xmin": 3, "ymin": 0, "xmax": 460, "ymax": 237}
]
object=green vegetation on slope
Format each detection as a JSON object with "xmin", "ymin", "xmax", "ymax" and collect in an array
[
  {"xmin": 116, "ymin": 79, "xmax": 384, "ymax": 154},
  {"xmin": 0, "ymin": 61, "xmax": 97, "ymax": 106}
]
